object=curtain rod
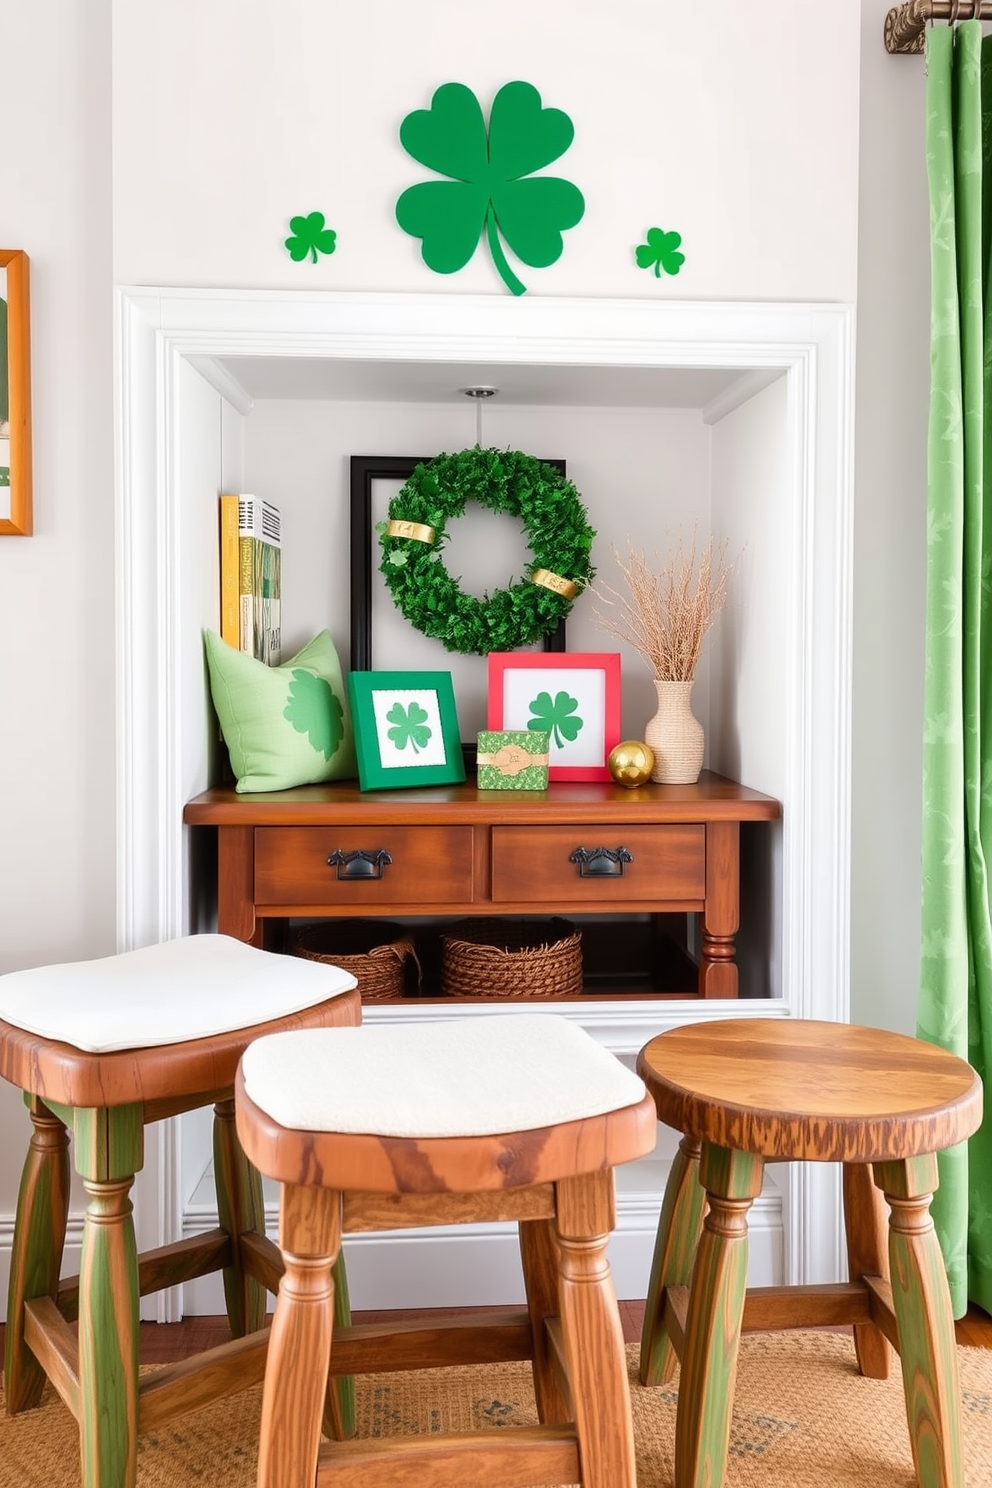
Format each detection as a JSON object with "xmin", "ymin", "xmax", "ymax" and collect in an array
[{"xmin": 886, "ymin": 1, "xmax": 992, "ymax": 53}]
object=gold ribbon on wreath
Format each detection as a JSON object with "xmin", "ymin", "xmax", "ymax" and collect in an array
[
  {"xmin": 530, "ymin": 567, "xmax": 577, "ymax": 600},
  {"xmin": 386, "ymin": 519, "xmax": 436, "ymax": 544}
]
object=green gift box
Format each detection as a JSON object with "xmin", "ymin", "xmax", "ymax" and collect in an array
[{"xmin": 476, "ymin": 730, "xmax": 550, "ymax": 790}]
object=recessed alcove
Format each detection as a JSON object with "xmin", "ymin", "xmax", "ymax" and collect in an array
[{"xmin": 116, "ymin": 289, "xmax": 853, "ymax": 1315}]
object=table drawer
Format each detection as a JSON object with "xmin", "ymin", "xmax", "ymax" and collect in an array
[
  {"xmin": 254, "ymin": 827, "xmax": 474, "ymax": 907},
  {"xmin": 491, "ymin": 824, "xmax": 705, "ymax": 905}
]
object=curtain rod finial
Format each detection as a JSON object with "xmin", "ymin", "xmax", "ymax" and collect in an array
[{"xmin": 885, "ymin": 1, "xmax": 929, "ymax": 54}]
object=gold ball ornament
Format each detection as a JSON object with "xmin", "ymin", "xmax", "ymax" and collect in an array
[{"xmin": 608, "ymin": 740, "xmax": 656, "ymax": 788}]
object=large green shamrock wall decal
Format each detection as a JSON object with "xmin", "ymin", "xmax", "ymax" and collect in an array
[
  {"xmin": 285, "ymin": 212, "xmax": 337, "ymax": 264},
  {"xmin": 386, "ymin": 699, "xmax": 432, "ymax": 754},
  {"xmin": 284, "ymin": 670, "xmax": 345, "ymax": 759},
  {"xmin": 395, "ymin": 81, "xmax": 585, "ymax": 297},
  {"xmin": 635, "ymin": 227, "xmax": 685, "ymax": 278},
  {"xmin": 527, "ymin": 690, "xmax": 583, "ymax": 750}
]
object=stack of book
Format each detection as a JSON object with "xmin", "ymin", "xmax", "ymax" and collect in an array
[{"xmin": 220, "ymin": 494, "xmax": 281, "ymax": 664}]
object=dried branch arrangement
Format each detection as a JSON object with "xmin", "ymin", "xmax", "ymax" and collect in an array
[{"xmin": 592, "ymin": 533, "xmax": 735, "ymax": 682}]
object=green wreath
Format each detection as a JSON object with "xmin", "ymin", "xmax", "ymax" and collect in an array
[{"xmin": 377, "ymin": 447, "xmax": 595, "ymax": 656}]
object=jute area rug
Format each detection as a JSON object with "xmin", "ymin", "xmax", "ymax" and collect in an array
[{"xmin": 2, "ymin": 1332, "xmax": 991, "ymax": 1487}]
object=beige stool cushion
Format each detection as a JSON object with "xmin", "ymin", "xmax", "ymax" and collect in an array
[
  {"xmin": 241, "ymin": 1013, "xmax": 647, "ymax": 1138},
  {"xmin": 0, "ymin": 934, "xmax": 357, "ymax": 1053}
]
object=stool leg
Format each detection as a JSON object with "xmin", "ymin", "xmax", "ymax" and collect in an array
[
  {"xmin": 79, "ymin": 1176, "xmax": 140, "ymax": 1488},
  {"xmin": 519, "ymin": 1216, "xmax": 571, "ymax": 1423},
  {"xmin": 555, "ymin": 1170, "xmax": 636, "ymax": 1488},
  {"xmin": 323, "ymin": 1250, "xmax": 357, "ymax": 1441},
  {"xmin": 5, "ymin": 1097, "xmax": 70, "ymax": 1413},
  {"xmin": 843, "ymin": 1161, "xmax": 891, "ymax": 1379},
  {"xmin": 875, "ymin": 1154, "xmax": 964, "ymax": 1488},
  {"xmin": 258, "ymin": 1183, "xmax": 340, "ymax": 1488},
  {"xmin": 676, "ymin": 1144, "xmax": 763, "ymax": 1488},
  {"xmin": 640, "ymin": 1134, "xmax": 705, "ymax": 1386},
  {"xmin": 213, "ymin": 1096, "xmax": 268, "ymax": 1335}
]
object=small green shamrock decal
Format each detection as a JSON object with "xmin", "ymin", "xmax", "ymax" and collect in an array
[
  {"xmin": 386, "ymin": 699, "xmax": 432, "ymax": 754},
  {"xmin": 635, "ymin": 227, "xmax": 685, "ymax": 277},
  {"xmin": 285, "ymin": 212, "xmax": 337, "ymax": 264},
  {"xmin": 396, "ymin": 81, "xmax": 585, "ymax": 297},
  {"xmin": 284, "ymin": 670, "xmax": 344, "ymax": 759},
  {"xmin": 527, "ymin": 690, "xmax": 583, "ymax": 750}
]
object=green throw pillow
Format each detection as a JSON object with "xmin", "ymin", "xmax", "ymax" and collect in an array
[{"xmin": 204, "ymin": 628, "xmax": 357, "ymax": 792}]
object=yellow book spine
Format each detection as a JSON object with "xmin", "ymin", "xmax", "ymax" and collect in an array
[{"xmin": 219, "ymin": 495, "xmax": 240, "ymax": 647}]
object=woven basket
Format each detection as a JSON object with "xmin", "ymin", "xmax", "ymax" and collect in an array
[
  {"xmin": 440, "ymin": 918, "xmax": 582, "ymax": 1000},
  {"xmin": 290, "ymin": 921, "xmax": 419, "ymax": 1003}
]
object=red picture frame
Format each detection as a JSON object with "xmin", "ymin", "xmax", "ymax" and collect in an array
[{"xmin": 487, "ymin": 652, "xmax": 622, "ymax": 782}]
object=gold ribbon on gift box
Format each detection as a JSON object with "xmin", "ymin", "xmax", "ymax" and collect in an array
[
  {"xmin": 476, "ymin": 744, "xmax": 550, "ymax": 776},
  {"xmin": 530, "ymin": 567, "xmax": 577, "ymax": 600},
  {"xmin": 386, "ymin": 519, "xmax": 436, "ymax": 544}
]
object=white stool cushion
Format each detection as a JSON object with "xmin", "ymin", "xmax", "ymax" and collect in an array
[
  {"xmin": 0, "ymin": 935, "xmax": 357, "ymax": 1053},
  {"xmin": 241, "ymin": 1014, "xmax": 646, "ymax": 1137}
]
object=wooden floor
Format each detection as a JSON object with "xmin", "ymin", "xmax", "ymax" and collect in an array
[
  {"xmin": 2, "ymin": 1300, "xmax": 990, "ymax": 1366},
  {"xmin": 94, "ymin": 1298, "xmax": 992, "ymax": 1364}
]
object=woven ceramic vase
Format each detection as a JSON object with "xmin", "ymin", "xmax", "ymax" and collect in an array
[{"xmin": 644, "ymin": 678, "xmax": 704, "ymax": 784}]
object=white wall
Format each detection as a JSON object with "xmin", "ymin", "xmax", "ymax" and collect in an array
[
  {"xmin": 111, "ymin": 0, "xmax": 860, "ymax": 302},
  {"xmin": 0, "ymin": 0, "xmax": 114, "ymax": 1202},
  {"xmin": 851, "ymin": 2, "xmax": 930, "ymax": 1033}
]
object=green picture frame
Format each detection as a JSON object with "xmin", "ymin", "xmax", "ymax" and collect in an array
[{"xmin": 347, "ymin": 670, "xmax": 466, "ymax": 791}]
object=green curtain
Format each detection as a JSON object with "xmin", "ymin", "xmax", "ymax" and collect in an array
[{"xmin": 920, "ymin": 19, "xmax": 992, "ymax": 1319}]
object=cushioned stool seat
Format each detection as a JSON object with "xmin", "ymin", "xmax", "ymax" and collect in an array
[
  {"xmin": 236, "ymin": 1012, "xmax": 657, "ymax": 1488},
  {"xmin": 637, "ymin": 1018, "xmax": 984, "ymax": 1488},
  {"xmin": 0, "ymin": 934, "xmax": 361, "ymax": 1488}
]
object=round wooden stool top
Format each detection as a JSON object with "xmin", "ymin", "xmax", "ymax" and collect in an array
[{"xmin": 637, "ymin": 1018, "xmax": 983, "ymax": 1163}]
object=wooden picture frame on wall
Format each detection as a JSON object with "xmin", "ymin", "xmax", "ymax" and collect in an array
[{"xmin": 0, "ymin": 250, "xmax": 32, "ymax": 536}]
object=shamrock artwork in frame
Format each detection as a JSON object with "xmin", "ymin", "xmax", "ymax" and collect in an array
[
  {"xmin": 347, "ymin": 670, "xmax": 467, "ymax": 792},
  {"xmin": 487, "ymin": 652, "xmax": 622, "ymax": 782}
]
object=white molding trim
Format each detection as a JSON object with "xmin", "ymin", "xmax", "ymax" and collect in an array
[
  {"xmin": 114, "ymin": 289, "xmax": 855, "ymax": 1301},
  {"xmin": 186, "ymin": 354, "xmax": 254, "ymax": 416}
]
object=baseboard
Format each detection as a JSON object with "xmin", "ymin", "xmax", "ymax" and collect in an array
[
  {"xmin": 179, "ymin": 1183, "xmax": 785, "ymax": 1317},
  {"xmin": 0, "ymin": 1172, "xmax": 785, "ymax": 1320}
]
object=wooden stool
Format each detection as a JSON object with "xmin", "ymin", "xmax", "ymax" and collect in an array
[
  {"xmin": 235, "ymin": 1012, "xmax": 657, "ymax": 1488},
  {"xmin": 0, "ymin": 933, "xmax": 362, "ymax": 1488},
  {"xmin": 637, "ymin": 1017, "xmax": 983, "ymax": 1488}
]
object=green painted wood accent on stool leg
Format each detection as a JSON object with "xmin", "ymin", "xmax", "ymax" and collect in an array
[
  {"xmin": 74, "ymin": 1105, "xmax": 143, "ymax": 1488},
  {"xmin": 213, "ymin": 1096, "xmax": 267, "ymax": 1335},
  {"xmin": 875, "ymin": 1153, "xmax": 964, "ymax": 1488},
  {"xmin": 675, "ymin": 1143, "xmax": 764, "ymax": 1488},
  {"xmin": 5, "ymin": 1095, "xmax": 70, "ymax": 1413},
  {"xmin": 639, "ymin": 1134, "xmax": 704, "ymax": 1386},
  {"xmin": 73, "ymin": 1103, "xmax": 144, "ymax": 1182},
  {"xmin": 323, "ymin": 1253, "xmax": 356, "ymax": 1440},
  {"xmin": 78, "ymin": 1172, "xmax": 140, "ymax": 1488}
]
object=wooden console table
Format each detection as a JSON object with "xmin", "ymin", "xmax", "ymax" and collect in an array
[{"xmin": 184, "ymin": 772, "xmax": 780, "ymax": 1000}]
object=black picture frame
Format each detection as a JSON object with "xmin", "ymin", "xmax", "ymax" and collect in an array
[{"xmin": 349, "ymin": 454, "xmax": 568, "ymax": 673}]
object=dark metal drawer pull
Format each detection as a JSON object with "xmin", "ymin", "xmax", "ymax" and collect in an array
[
  {"xmin": 568, "ymin": 847, "xmax": 633, "ymax": 878},
  {"xmin": 326, "ymin": 849, "xmax": 393, "ymax": 880}
]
